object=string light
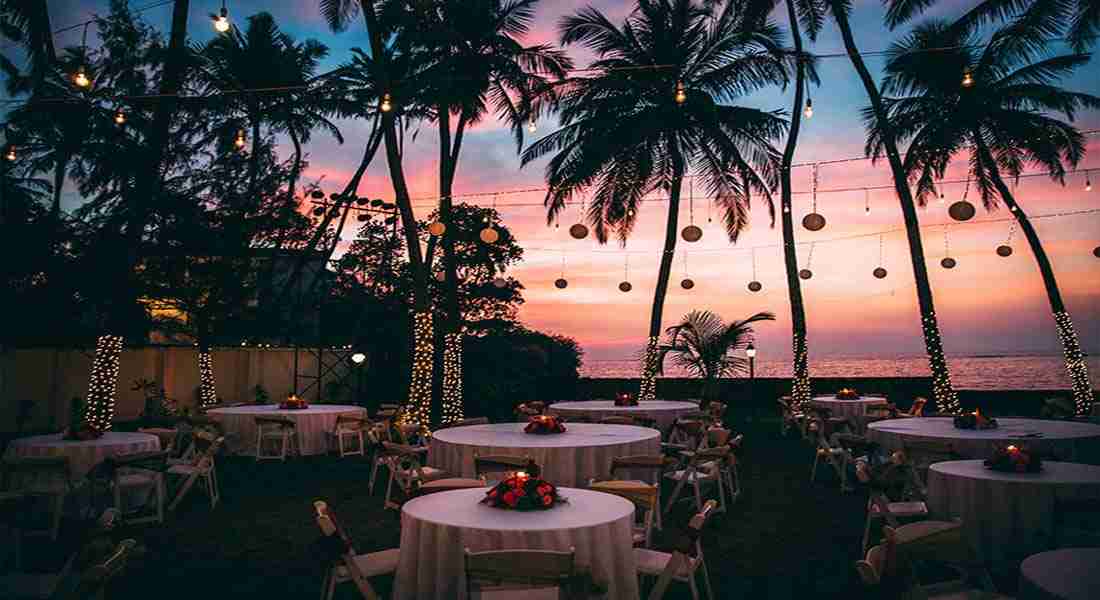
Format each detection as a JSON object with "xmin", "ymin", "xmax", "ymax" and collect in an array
[
  {"xmin": 1052, "ymin": 311, "xmax": 1095, "ymax": 415},
  {"xmin": 802, "ymin": 164, "xmax": 825, "ymax": 231},
  {"xmin": 84, "ymin": 334, "xmax": 123, "ymax": 431},
  {"xmin": 638, "ymin": 336, "xmax": 659, "ymax": 402},
  {"xmin": 922, "ymin": 312, "xmax": 960, "ymax": 414},
  {"xmin": 748, "ymin": 248, "xmax": 762, "ymax": 292},
  {"xmin": 213, "ymin": 1, "xmax": 230, "ymax": 33},
  {"xmin": 674, "ymin": 80, "xmax": 687, "ymax": 104},
  {"xmin": 234, "ymin": 129, "xmax": 246, "ymax": 150},
  {"xmin": 4, "ymin": 145, "xmax": 15, "ymax": 161},
  {"xmin": 113, "ymin": 109, "xmax": 126, "ymax": 125},
  {"xmin": 72, "ymin": 24, "xmax": 91, "ymax": 88},
  {"xmin": 681, "ymin": 179, "xmax": 702, "ymax": 242},
  {"xmin": 380, "ymin": 92, "xmax": 393, "ymax": 113},
  {"xmin": 680, "ymin": 253, "xmax": 694, "ymax": 289},
  {"xmin": 198, "ymin": 348, "xmax": 217, "ymax": 409},
  {"xmin": 948, "ymin": 176, "xmax": 976, "ymax": 221},
  {"xmin": 803, "ymin": 97, "xmax": 813, "ymax": 119},
  {"xmin": 791, "ymin": 331, "xmax": 811, "ymax": 410},
  {"xmin": 399, "ymin": 312, "xmax": 433, "ymax": 433},
  {"xmin": 440, "ymin": 333, "xmax": 465, "ymax": 425},
  {"xmin": 961, "ymin": 70, "xmax": 974, "ymax": 87},
  {"xmin": 873, "ymin": 234, "xmax": 887, "ymax": 278}
]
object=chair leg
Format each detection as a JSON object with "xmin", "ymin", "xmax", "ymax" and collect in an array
[
  {"xmin": 692, "ymin": 477, "xmax": 703, "ymax": 513},
  {"xmin": 810, "ymin": 453, "xmax": 820, "ymax": 483},
  {"xmin": 369, "ymin": 459, "xmax": 380, "ymax": 494},
  {"xmin": 701, "ymin": 558, "xmax": 714, "ymax": 600},
  {"xmin": 687, "ymin": 570, "xmax": 700, "ymax": 600},
  {"xmin": 50, "ymin": 495, "xmax": 64, "ymax": 541},
  {"xmin": 384, "ymin": 469, "xmax": 397, "ymax": 509},
  {"xmin": 664, "ymin": 472, "xmax": 689, "ymax": 514},
  {"xmin": 861, "ymin": 513, "xmax": 874, "ymax": 554}
]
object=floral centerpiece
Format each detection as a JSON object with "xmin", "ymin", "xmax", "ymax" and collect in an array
[
  {"xmin": 525, "ymin": 415, "xmax": 566, "ymax": 435},
  {"xmin": 954, "ymin": 409, "xmax": 998, "ymax": 430},
  {"xmin": 614, "ymin": 392, "xmax": 638, "ymax": 407},
  {"xmin": 985, "ymin": 444, "xmax": 1041, "ymax": 473},
  {"xmin": 63, "ymin": 397, "xmax": 103, "ymax": 440},
  {"xmin": 279, "ymin": 394, "xmax": 309, "ymax": 410},
  {"xmin": 835, "ymin": 388, "xmax": 861, "ymax": 400},
  {"xmin": 482, "ymin": 465, "xmax": 565, "ymax": 510}
]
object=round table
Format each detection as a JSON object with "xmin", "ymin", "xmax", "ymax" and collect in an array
[
  {"xmin": 429, "ymin": 423, "xmax": 661, "ymax": 487},
  {"xmin": 206, "ymin": 404, "xmax": 366, "ymax": 456},
  {"xmin": 547, "ymin": 400, "xmax": 700, "ymax": 431},
  {"xmin": 394, "ymin": 487, "xmax": 638, "ymax": 600},
  {"xmin": 927, "ymin": 460, "xmax": 1100, "ymax": 563},
  {"xmin": 1019, "ymin": 548, "xmax": 1100, "ymax": 600},
  {"xmin": 809, "ymin": 395, "xmax": 888, "ymax": 420},
  {"xmin": 3, "ymin": 432, "xmax": 160, "ymax": 479},
  {"xmin": 867, "ymin": 418, "xmax": 1100, "ymax": 464}
]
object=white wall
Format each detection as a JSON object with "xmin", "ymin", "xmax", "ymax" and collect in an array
[{"xmin": 0, "ymin": 347, "xmax": 326, "ymax": 431}]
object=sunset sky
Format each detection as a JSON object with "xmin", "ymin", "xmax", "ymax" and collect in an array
[{"xmin": 27, "ymin": 1, "xmax": 1100, "ymax": 367}]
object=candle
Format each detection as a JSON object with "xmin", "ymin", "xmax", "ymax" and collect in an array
[
  {"xmin": 515, "ymin": 471, "xmax": 528, "ymax": 480},
  {"xmin": 1006, "ymin": 445, "xmax": 1018, "ymax": 452}
]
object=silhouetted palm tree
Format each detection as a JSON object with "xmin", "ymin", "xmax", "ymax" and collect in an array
[
  {"xmin": 874, "ymin": 19, "xmax": 1098, "ymax": 413},
  {"xmin": 523, "ymin": 0, "xmax": 788, "ymax": 402},
  {"xmin": 658, "ymin": 310, "xmax": 775, "ymax": 403},
  {"xmin": 884, "ymin": 0, "xmax": 1098, "ymax": 51},
  {"xmin": 823, "ymin": 0, "xmax": 960, "ymax": 413},
  {"xmin": 0, "ymin": 0, "xmax": 57, "ymax": 94}
]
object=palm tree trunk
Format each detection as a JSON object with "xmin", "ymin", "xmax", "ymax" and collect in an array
[
  {"xmin": 248, "ymin": 116, "xmax": 262, "ymax": 197},
  {"xmin": 781, "ymin": 0, "xmax": 812, "ymax": 409},
  {"xmin": 436, "ymin": 106, "xmax": 467, "ymax": 426},
  {"xmin": 197, "ymin": 339, "xmax": 217, "ymax": 409},
  {"xmin": 975, "ymin": 140, "xmax": 1095, "ymax": 413},
  {"xmin": 363, "ymin": 0, "xmax": 433, "ymax": 428},
  {"xmin": 831, "ymin": 3, "xmax": 960, "ymax": 413},
  {"xmin": 287, "ymin": 127, "xmax": 303, "ymax": 201},
  {"xmin": 639, "ymin": 153, "xmax": 685, "ymax": 402}
]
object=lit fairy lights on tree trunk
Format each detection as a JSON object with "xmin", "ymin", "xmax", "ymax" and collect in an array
[
  {"xmin": 440, "ymin": 332, "xmax": 465, "ymax": 424},
  {"xmin": 638, "ymin": 336, "xmax": 659, "ymax": 402},
  {"xmin": 198, "ymin": 347, "xmax": 217, "ymax": 409},
  {"xmin": 791, "ymin": 332, "xmax": 811, "ymax": 409},
  {"xmin": 402, "ymin": 312, "xmax": 434, "ymax": 430},
  {"xmin": 922, "ymin": 313, "xmax": 960, "ymax": 414},
  {"xmin": 85, "ymin": 334, "xmax": 124, "ymax": 431},
  {"xmin": 1053, "ymin": 312, "xmax": 1095, "ymax": 416}
]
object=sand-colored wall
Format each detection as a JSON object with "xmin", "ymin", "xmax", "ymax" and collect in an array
[{"xmin": 0, "ymin": 347, "xmax": 324, "ymax": 431}]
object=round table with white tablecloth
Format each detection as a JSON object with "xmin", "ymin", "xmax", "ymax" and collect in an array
[
  {"xmin": 547, "ymin": 400, "xmax": 700, "ymax": 432},
  {"xmin": 394, "ymin": 487, "xmax": 638, "ymax": 600},
  {"xmin": 429, "ymin": 423, "xmax": 661, "ymax": 487},
  {"xmin": 3, "ymin": 432, "xmax": 160, "ymax": 479},
  {"xmin": 926, "ymin": 460, "xmax": 1100, "ymax": 563},
  {"xmin": 1019, "ymin": 548, "xmax": 1100, "ymax": 600},
  {"xmin": 808, "ymin": 395, "xmax": 889, "ymax": 420},
  {"xmin": 867, "ymin": 418, "xmax": 1100, "ymax": 464},
  {"xmin": 205, "ymin": 404, "xmax": 366, "ymax": 456}
]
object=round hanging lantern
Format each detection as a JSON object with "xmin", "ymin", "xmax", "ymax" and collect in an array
[
  {"xmin": 1094, "ymin": 246, "xmax": 1100, "ymax": 258},
  {"xmin": 799, "ymin": 268, "xmax": 813, "ymax": 280},
  {"xmin": 492, "ymin": 277, "xmax": 507, "ymax": 288},
  {"xmin": 310, "ymin": 190, "xmax": 325, "ymax": 199},
  {"xmin": 312, "ymin": 207, "xmax": 324, "ymax": 217},
  {"xmin": 873, "ymin": 267, "xmax": 888, "ymax": 279},
  {"xmin": 681, "ymin": 225, "xmax": 703, "ymax": 243},
  {"xmin": 434, "ymin": 271, "xmax": 446, "ymax": 282},
  {"xmin": 747, "ymin": 281, "xmax": 762, "ymax": 292},
  {"xmin": 996, "ymin": 244, "xmax": 1013, "ymax": 257},
  {"xmin": 428, "ymin": 221, "xmax": 446, "ymax": 236},
  {"xmin": 948, "ymin": 200, "xmax": 976, "ymax": 221},
  {"xmin": 554, "ymin": 278, "xmax": 568, "ymax": 289},
  {"xmin": 680, "ymin": 278, "xmax": 695, "ymax": 290},
  {"xmin": 479, "ymin": 226, "xmax": 500, "ymax": 244},
  {"xmin": 619, "ymin": 281, "xmax": 633, "ymax": 293},
  {"xmin": 941, "ymin": 257, "xmax": 957, "ymax": 269},
  {"xmin": 357, "ymin": 213, "xmax": 368, "ymax": 222},
  {"xmin": 802, "ymin": 213, "xmax": 826, "ymax": 232},
  {"xmin": 569, "ymin": 223, "xmax": 589, "ymax": 239}
]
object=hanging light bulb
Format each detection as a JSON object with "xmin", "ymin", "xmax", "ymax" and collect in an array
[
  {"xmin": 961, "ymin": 70, "xmax": 974, "ymax": 87},
  {"xmin": 619, "ymin": 281, "xmax": 633, "ymax": 292},
  {"xmin": 803, "ymin": 98, "xmax": 813, "ymax": 119},
  {"xmin": 72, "ymin": 66, "xmax": 90, "ymax": 88},
  {"xmin": 214, "ymin": 2, "xmax": 230, "ymax": 32},
  {"xmin": 674, "ymin": 80, "xmax": 687, "ymax": 104},
  {"xmin": 747, "ymin": 281, "xmax": 762, "ymax": 292},
  {"xmin": 873, "ymin": 267, "xmax": 888, "ymax": 279},
  {"xmin": 680, "ymin": 278, "xmax": 695, "ymax": 290},
  {"xmin": 555, "ymin": 278, "xmax": 569, "ymax": 289},
  {"xmin": 1086, "ymin": 172, "xmax": 1093, "ymax": 192},
  {"xmin": 4, "ymin": 145, "xmax": 16, "ymax": 162},
  {"xmin": 380, "ymin": 92, "xmax": 393, "ymax": 113},
  {"xmin": 948, "ymin": 200, "xmax": 975, "ymax": 221},
  {"xmin": 681, "ymin": 224, "xmax": 703, "ymax": 242},
  {"xmin": 941, "ymin": 257, "xmax": 957, "ymax": 269},
  {"xmin": 799, "ymin": 268, "xmax": 813, "ymax": 280},
  {"xmin": 996, "ymin": 244, "xmax": 1013, "ymax": 257},
  {"xmin": 569, "ymin": 223, "xmax": 589, "ymax": 239},
  {"xmin": 113, "ymin": 110, "xmax": 126, "ymax": 125},
  {"xmin": 527, "ymin": 117, "xmax": 537, "ymax": 133},
  {"xmin": 234, "ymin": 129, "xmax": 246, "ymax": 150}
]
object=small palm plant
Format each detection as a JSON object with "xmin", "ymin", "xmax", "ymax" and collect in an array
[{"xmin": 657, "ymin": 310, "xmax": 775, "ymax": 404}]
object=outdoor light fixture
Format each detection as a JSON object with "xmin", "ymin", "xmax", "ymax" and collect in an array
[
  {"xmin": 803, "ymin": 98, "xmax": 813, "ymax": 119},
  {"xmin": 73, "ymin": 66, "xmax": 90, "ymax": 88},
  {"xmin": 350, "ymin": 352, "xmax": 366, "ymax": 364},
  {"xmin": 234, "ymin": 129, "xmax": 246, "ymax": 149},
  {"xmin": 214, "ymin": 2, "xmax": 230, "ymax": 32},
  {"xmin": 113, "ymin": 110, "xmax": 126, "ymax": 125},
  {"xmin": 4, "ymin": 145, "xmax": 15, "ymax": 162},
  {"xmin": 745, "ymin": 343, "xmax": 756, "ymax": 359},
  {"xmin": 674, "ymin": 80, "xmax": 686, "ymax": 104},
  {"xmin": 380, "ymin": 93, "xmax": 393, "ymax": 112},
  {"xmin": 528, "ymin": 117, "xmax": 537, "ymax": 133},
  {"xmin": 961, "ymin": 70, "xmax": 974, "ymax": 87},
  {"xmin": 1086, "ymin": 171, "xmax": 1092, "ymax": 191}
]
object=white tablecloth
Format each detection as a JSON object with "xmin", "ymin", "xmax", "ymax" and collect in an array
[
  {"xmin": 867, "ymin": 418, "xmax": 1100, "ymax": 463},
  {"xmin": 1019, "ymin": 548, "xmax": 1100, "ymax": 600},
  {"xmin": 548, "ymin": 400, "xmax": 700, "ymax": 432},
  {"xmin": 809, "ymin": 396, "xmax": 888, "ymax": 420},
  {"xmin": 429, "ymin": 423, "xmax": 661, "ymax": 487},
  {"xmin": 206, "ymin": 404, "xmax": 366, "ymax": 456},
  {"xmin": 3, "ymin": 432, "xmax": 160, "ymax": 479},
  {"xmin": 927, "ymin": 460, "xmax": 1100, "ymax": 563},
  {"xmin": 394, "ymin": 487, "xmax": 638, "ymax": 600}
]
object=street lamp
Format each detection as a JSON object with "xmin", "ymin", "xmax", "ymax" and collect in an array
[{"xmin": 350, "ymin": 352, "xmax": 366, "ymax": 365}]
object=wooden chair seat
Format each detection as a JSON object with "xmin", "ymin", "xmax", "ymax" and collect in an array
[
  {"xmin": 873, "ymin": 501, "xmax": 928, "ymax": 518},
  {"xmin": 417, "ymin": 478, "xmax": 486, "ymax": 495},
  {"xmin": 635, "ymin": 548, "xmax": 702, "ymax": 578},
  {"xmin": 335, "ymin": 548, "xmax": 401, "ymax": 579}
]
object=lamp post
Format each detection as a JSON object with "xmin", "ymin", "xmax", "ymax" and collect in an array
[{"xmin": 746, "ymin": 343, "xmax": 757, "ymax": 422}]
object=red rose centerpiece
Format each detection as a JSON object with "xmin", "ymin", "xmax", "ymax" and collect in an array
[
  {"xmin": 525, "ymin": 415, "xmax": 566, "ymax": 435},
  {"xmin": 280, "ymin": 394, "xmax": 309, "ymax": 410},
  {"xmin": 835, "ymin": 388, "xmax": 861, "ymax": 400},
  {"xmin": 614, "ymin": 392, "xmax": 638, "ymax": 407},
  {"xmin": 985, "ymin": 444, "xmax": 1041, "ymax": 473},
  {"xmin": 482, "ymin": 466, "xmax": 564, "ymax": 510},
  {"xmin": 954, "ymin": 409, "xmax": 998, "ymax": 430}
]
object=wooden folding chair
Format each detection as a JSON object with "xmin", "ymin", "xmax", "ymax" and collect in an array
[
  {"xmin": 663, "ymin": 446, "xmax": 730, "ymax": 514},
  {"xmin": 167, "ymin": 434, "xmax": 224, "ymax": 512},
  {"xmin": 609, "ymin": 454, "xmax": 673, "ymax": 532},
  {"xmin": 254, "ymin": 416, "xmax": 297, "ymax": 461},
  {"xmin": 379, "ymin": 442, "xmax": 448, "ymax": 509},
  {"xmin": 314, "ymin": 499, "xmax": 398, "ymax": 600},
  {"xmin": 109, "ymin": 450, "xmax": 169, "ymax": 525},
  {"xmin": 854, "ymin": 460, "xmax": 928, "ymax": 554},
  {"xmin": 1, "ymin": 456, "xmax": 73, "ymax": 540},
  {"xmin": 464, "ymin": 547, "xmax": 577, "ymax": 600},
  {"xmin": 641, "ymin": 499, "xmax": 717, "ymax": 600},
  {"xmin": 473, "ymin": 453, "xmax": 537, "ymax": 483},
  {"xmin": 415, "ymin": 478, "xmax": 487, "ymax": 496},
  {"xmin": 589, "ymin": 479, "xmax": 660, "ymax": 548},
  {"xmin": 333, "ymin": 416, "xmax": 368, "ymax": 458}
]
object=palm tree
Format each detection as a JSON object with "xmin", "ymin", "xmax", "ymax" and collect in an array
[
  {"xmin": 386, "ymin": 0, "xmax": 571, "ymax": 424},
  {"xmin": 0, "ymin": 0, "xmax": 57, "ymax": 95},
  {"xmin": 522, "ymin": 0, "xmax": 788, "ymax": 402},
  {"xmin": 658, "ymin": 310, "xmax": 776, "ymax": 404},
  {"xmin": 874, "ymin": 20, "xmax": 1098, "ymax": 414},
  {"xmin": 822, "ymin": 0, "xmax": 961, "ymax": 414},
  {"xmin": 884, "ymin": 0, "xmax": 1099, "ymax": 51}
]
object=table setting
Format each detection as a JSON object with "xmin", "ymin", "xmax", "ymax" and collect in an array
[
  {"xmin": 546, "ymin": 399, "xmax": 700, "ymax": 432},
  {"xmin": 205, "ymin": 403, "xmax": 366, "ymax": 456},
  {"xmin": 866, "ymin": 417, "xmax": 1100, "ymax": 463}
]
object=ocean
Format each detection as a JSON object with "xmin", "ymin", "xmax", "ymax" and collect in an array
[{"xmin": 579, "ymin": 355, "xmax": 1100, "ymax": 390}]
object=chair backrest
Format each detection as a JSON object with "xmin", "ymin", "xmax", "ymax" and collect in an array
[
  {"xmin": 417, "ymin": 478, "xmax": 487, "ymax": 495},
  {"xmin": 314, "ymin": 500, "xmax": 380, "ymax": 600},
  {"xmin": 335, "ymin": 416, "xmax": 367, "ymax": 431},
  {"xmin": 690, "ymin": 445, "xmax": 729, "ymax": 469},
  {"xmin": 600, "ymin": 415, "xmax": 635, "ymax": 426},
  {"xmin": 588, "ymin": 480, "xmax": 658, "ymax": 511},
  {"xmin": 908, "ymin": 398, "xmax": 927, "ymax": 416},
  {"xmin": 138, "ymin": 427, "xmax": 179, "ymax": 453},
  {"xmin": 2, "ymin": 455, "xmax": 71, "ymax": 492},
  {"xmin": 465, "ymin": 547, "xmax": 575, "ymax": 598},
  {"xmin": 255, "ymin": 416, "xmax": 295, "ymax": 430},
  {"xmin": 194, "ymin": 436, "xmax": 225, "ymax": 469},
  {"xmin": 609, "ymin": 455, "xmax": 669, "ymax": 483},
  {"xmin": 646, "ymin": 500, "xmax": 717, "ymax": 600},
  {"xmin": 474, "ymin": 454, "xmax": 534, "ymax": 480},
  {"xmin": 706, "ymin": 427, "xmax": 731, "ymax": 448}
]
